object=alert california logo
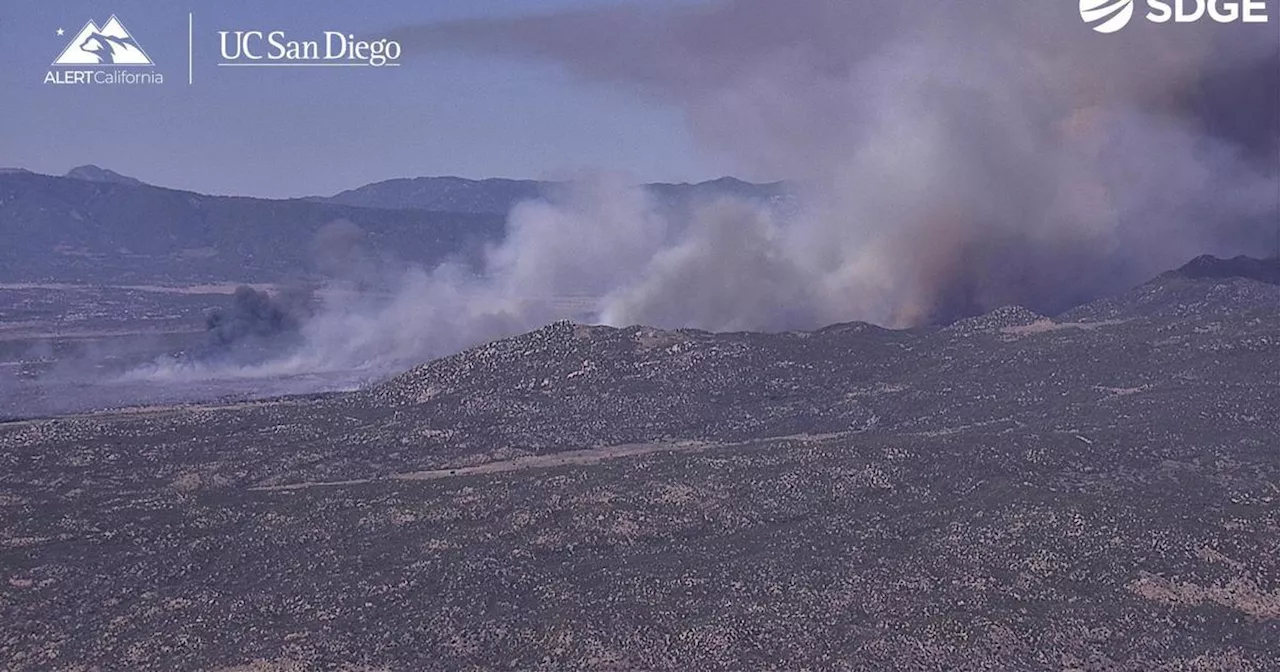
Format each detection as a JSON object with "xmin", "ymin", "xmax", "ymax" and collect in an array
[{"xmin": 45, "ymin": 15, "xmax": 164, "ymax": 85}]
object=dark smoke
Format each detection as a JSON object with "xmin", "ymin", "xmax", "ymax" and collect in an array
[
  {"xmin": 1176, "ymin": 49, "xmax": 1280, "ymax": 164},
  {"xmin": 204, "ymin": 285, "xmax": 312, "ymax": 349},
  {"xmin": 389, "ymin": 0, "xmax": 1279, "ymax": 326}
]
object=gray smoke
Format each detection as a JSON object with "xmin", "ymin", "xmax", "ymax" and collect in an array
[
  {"xmin": 384, "ymin": 0, "xmax": 1277, "ymax": 327},
  {"xmin": 204, "ymin": 285, "xmax": 312, "ymax": 349},
  {"xmin": 126, "ymin": 1, "xmax": 1280, "ymax": 383},
  {"xmin": 255, "ymin": 177, "xmax": 672, "ymax": 374},
  {"xmin": 308, "ymin": 219, "xmax": 385, "ymax": 289}
]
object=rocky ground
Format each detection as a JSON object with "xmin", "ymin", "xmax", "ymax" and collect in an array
[{"xmin": 1, "ymin": 259, "xmax": 1278, "ymax": 669}]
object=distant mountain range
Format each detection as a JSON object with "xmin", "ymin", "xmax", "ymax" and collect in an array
[
  {"xmin": 1, "ymin": 165, "xmax": 146, "ymax": 186},
  {"xmin": 320, "ymin": 176, "xmax": 545, "ymax": 214},
  {"xmin": 0, "ymin": 169, "xmax": 503, "ymax": 283},
  {"xmin": 0, "ymin": 168, "xmax": 784, "ymax": 283},
  {"xmin": 315, "ymin": 175, "xmax": 787, "ymax": 214}
]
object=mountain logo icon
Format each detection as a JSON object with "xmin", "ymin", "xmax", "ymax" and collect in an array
[
  {"xmin": 52, "ymin": 16, "xmax": 154, "ymax": 66},
  {"xmin": 1080, "ymin": 0, "xmax": 1136, "ymax": 33}
]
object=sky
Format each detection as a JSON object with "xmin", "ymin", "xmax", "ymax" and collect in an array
[{"xmin": 0, "ymin": 0, "xmax": 725, "ymax": 198}]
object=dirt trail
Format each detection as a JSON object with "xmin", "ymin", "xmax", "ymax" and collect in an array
[{"xmin": 250, "ymin": 440, "xmax": 715, "ymax": 492}]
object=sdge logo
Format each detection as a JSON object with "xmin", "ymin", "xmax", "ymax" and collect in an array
[{"xmin": 1080, "ymin": 0, "xmax": 1270, "ymax": 33}]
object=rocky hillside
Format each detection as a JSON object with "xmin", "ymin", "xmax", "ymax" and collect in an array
[
  {"xmin": 1, "ymin": 260, "xmax": 1278, "ymax": 669},
  {"xmin": 356, "ymin": 262, "xmax": 1279, "ymax": 464}
]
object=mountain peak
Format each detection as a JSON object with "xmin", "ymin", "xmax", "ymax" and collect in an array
[
  {"xmin": 1169, "ymin": 254, "xmax": 1280, "ymax": 285},
  {"xmin": 65, "ymin": 164, "xmax": 144, "ymax": 186}
]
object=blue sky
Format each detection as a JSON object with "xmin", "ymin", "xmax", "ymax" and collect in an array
[{"xmin": 0, "ymin": 0, "xmax": 723, "ymax": 197}]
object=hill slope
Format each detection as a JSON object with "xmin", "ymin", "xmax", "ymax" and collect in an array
[{"xmin": 1, "ymin": 263, "xmax": 1277, "ymax": 668}]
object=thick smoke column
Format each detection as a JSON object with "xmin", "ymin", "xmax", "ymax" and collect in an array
[
  {"xmin": 246, "ymin": 177, "xmax": 676, "ymax": 374},
  {"xmin": 384, "ymin": 0, "xmax": 1277, "ymax": 327},
  {"xmin": 127, "ymin": 0, "xmax": 1279, "ymax": 383}
]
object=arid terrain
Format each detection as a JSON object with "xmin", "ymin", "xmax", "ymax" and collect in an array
[
  {"xmin": 1, "ymin": 259, "xmax": 1277, "ymax": 670},
  {"xmin": 6, "ymin": 0, "xmax": 1278, "ymax": 666}
]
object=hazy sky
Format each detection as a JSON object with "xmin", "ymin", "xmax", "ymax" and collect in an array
[{"xmin": 0, "ymin": 0, "xmax": 724, "ymax": 197}]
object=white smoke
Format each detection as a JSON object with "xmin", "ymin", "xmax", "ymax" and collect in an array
[
  {"xmin": 127, "ymin": 0, "xmax": 1279, "ymax": 382},
  {"xmin": 123, "ymin": 177, "xmax": 668, "ymax": 379},
  {"xmin": 388, "ymin": 0, "xmax": 1277, "ymax": 326}
]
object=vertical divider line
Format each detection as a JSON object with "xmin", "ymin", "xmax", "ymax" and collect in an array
[{"xmin": 188, "ymin": 13, "xmax": 193, "ymax": 85}]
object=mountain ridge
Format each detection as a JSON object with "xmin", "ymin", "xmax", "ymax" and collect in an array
[
  {"xmin": 0, "ymin": 170, "xmax": 505, "ymax": 283},
  {"xmin": 355, "ymin": 259, "xmax": 1280, "ymax": 460},
  {"xmin": 316, "ymin": 174, "xmax": 787, "ymax": 213},
  {"xmin": 64, "ymin": 164, "xmax": 144, "ymax": 187},
  {"xmin": 0, "ymin": 170, "xmax": 787, "ymax": 284}
]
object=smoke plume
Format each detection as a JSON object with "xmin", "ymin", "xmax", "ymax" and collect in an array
[
  {"xmin": 129, "ymin": 0, "xmax": 1279, "ymax": 383},
  {"xmin": 384, "ymin": 0, "xmax": 1277, "ymax": 329},
  {"xmin": 205, "ymin": 285, "xmax": 311, "ymax": 349}
]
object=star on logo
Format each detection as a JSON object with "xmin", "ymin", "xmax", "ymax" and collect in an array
[{"xmin": 56, "ymin": 28, "xmax": 65, "ymax": 36}]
